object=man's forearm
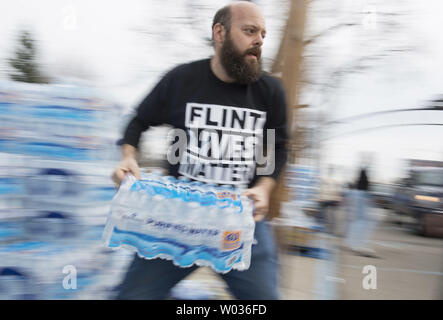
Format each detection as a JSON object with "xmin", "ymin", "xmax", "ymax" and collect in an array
[
  {"xmin": 121, "ymin": 144, "xmax": 137, "ymax": 160},
  {"xmin": 256, "ymin": 176, "xmax": 277, "ymax": 194}
]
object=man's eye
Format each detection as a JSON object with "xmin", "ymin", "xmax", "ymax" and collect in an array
[{"xmin": 245, "ymin": 29, "xmax": 254, "ymax": 34}]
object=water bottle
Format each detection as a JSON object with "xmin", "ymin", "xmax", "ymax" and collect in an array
[
  {"xmin": 135, "ymin": 193, "xmax": 151, "ymax": 221},
  {"xmin": 142, "ymin": 172, "xmax": 166, "ymax": 196},
  {"xmin": 150, "ymin": 194, "xmax": 167, "ymax": 217},
  {"xmin": 217, "ymin": 184, "xmax": 235, "ymax": 208},
  {"xmin": 125, "ymin": 190, "xmax": 142, "ymax": 211},
  {"xmin": 161, "ymin": 197, "xmax": 182, "ymax": 235},
  {"xmin": 182, "ymin": 201, "xmax": 203, "ymax": 245},
  {"xmin": 161, "ymin": 176, "xmax": 178, "ymax": 198},
  {"xmin": 230, "ymin": 185, "xmax": 248, "ymax": 213},
  {"xmin": 200, "ymin": 183, "xmax": 218, "ymax": 207},
  {"xmin": 188, "ymin": 181, "xmax": 204, "ymax": 203},
  {"xmin": 221, "ymin": 206, "xmax": 243, "ymax": 254},
  {"xmin": 239, "ymin": 195, "xmax": 255, "ymax": 241},
  {"xmin": 203, "ymin": 205, "xmax": 225, "ymax": 249},
  {"xmin": 177, "ymin": 176, "xmax": 191, "ymax": 201}
]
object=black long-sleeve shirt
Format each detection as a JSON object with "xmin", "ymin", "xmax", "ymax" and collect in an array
[{"xmin": 122, "ymin": 58, "xmax": 288, "ymax": 187}]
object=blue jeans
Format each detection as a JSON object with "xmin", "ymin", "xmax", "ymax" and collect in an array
[{"xmin": 115, "ymin": 221, "xmax": 279, "ymax": 300}]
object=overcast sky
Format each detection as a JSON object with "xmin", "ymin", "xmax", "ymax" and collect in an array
[
  {"xmin": 0, "ymin": 0, "xmax": 287, "ymax": 106},
  {"xmin": 299, "ymin": 0, "xmax": 443, "ymax": 182},
  {"xmin": 0, "ymin": 0, "xmax": 442, "ymax": 183}
]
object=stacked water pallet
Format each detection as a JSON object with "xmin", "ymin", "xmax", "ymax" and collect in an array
[{"xmin": 0, "ymin": 81, "xmax": 133, "ymax": 299}]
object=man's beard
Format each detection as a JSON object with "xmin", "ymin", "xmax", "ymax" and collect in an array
[{"xmin": 220, "ymin": 33, "xmax": 262, "ymax": 84}]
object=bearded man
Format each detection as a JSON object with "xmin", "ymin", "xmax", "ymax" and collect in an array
[{"xmin": 112, "ymin": 1, "xmax": 288, "ymax": 300}]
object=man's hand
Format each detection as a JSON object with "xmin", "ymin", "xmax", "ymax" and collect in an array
[
  {"xmin": 242, "ymin": 177, "xmax": 277, "ymax": 222},
  {"xmin": 111, "ymin": 144, "xmax": 141, "ymax": 188}
]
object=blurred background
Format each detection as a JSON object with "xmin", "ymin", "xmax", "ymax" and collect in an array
[{"xmin": 0, "ymin": 0, "xmax": 442, "ymax": 299}]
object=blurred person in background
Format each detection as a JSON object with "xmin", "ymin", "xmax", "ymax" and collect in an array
[
  {"xmin": 343, "ymin": 167, "xmax": 378, "ymax": 257},
  {"xmin": 318, "ymin": 165, "xmax": 342, "ymax": 235},
  {"xmin": 111, "ymin": 1, "xmax": 288, "ymax": 300}
]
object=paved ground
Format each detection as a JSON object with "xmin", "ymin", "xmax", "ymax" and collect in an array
[
  {"xmin": 178, "ymin": 207, "xmax": 443, "ymax": 300},
  {"xmin": 335, "ymin": 212, "xmax": 443, "ymax": 300}
]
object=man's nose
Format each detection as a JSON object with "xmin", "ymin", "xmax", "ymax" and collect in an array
[{"xmin": 254, "ymin": 34, "xmax": 264, "ymax": 47}]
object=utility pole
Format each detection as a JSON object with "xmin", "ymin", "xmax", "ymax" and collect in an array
[{"xmin": 269, "ymin": 0, "xmax": 309, "ymax": 219}]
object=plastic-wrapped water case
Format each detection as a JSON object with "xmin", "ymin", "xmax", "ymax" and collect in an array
[{"xmin": 102, "ymin": 173, "xmax": 255, "ymax": 274}]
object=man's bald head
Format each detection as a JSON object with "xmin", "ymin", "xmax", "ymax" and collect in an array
[
  {"xmin": 229, "ymin": 1, "xmax": 264, "ymax": 23},
  {"xmin": 211, "ymin": 1, "xmax": 264, "ymax": 46}
]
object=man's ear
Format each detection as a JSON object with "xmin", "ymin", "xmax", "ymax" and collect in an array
[{"xmin": 213, "ymin": 23, "xmax": 226, "ymax": 45}]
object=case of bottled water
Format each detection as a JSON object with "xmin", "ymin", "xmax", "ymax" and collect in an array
[
  {"xmin": 102, "ymin": 173, "xmax": 256, "ymax": 274},
  {"xmin": 0, "ymin": 82, "xmax": 128, "ymax": 299}
]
